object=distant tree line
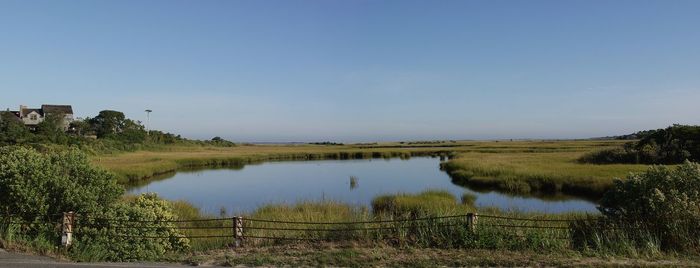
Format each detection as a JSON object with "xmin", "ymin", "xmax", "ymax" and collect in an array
[
  {"xmin": 580, "ymin": 124, "xmax": 700, "ymax": 164},
  {"xmin": 593, "ymin": 129, "xmax": 660, "ymax": 140},
  {"xmin": 0, "ymin": 109, "xmax": 235, "ymax": 151},
  {"xmin": 309, "ymin": 141, "xmax": 345, "ymax": 146},
  {"xmin": 400, "ymin": 140, "xmax": 457, "ymax": 145}
]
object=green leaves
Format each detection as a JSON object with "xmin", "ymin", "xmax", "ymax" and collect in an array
[
  {"xmin": 580, "ymin": 125, "xmax": 700, "ymax": 164},
  {"xmin": 75, "ymin": 193, "xmax": 190, "ymax": 261},
  {"xmin": 0, "ymin": 147, "xmax": 187, "ymax": 261},
  {"xmin": 0, "ymin": 146, "xmax": 122, "ymax": 221},
  {"xmin": 598, "ymin": 161, "xmax": 700, "ymax": 252}
]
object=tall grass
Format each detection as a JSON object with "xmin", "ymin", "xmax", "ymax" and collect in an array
[
  {"xmin": 441, "ymin": 151, "xmax": 648, "ymax": 198},
  {"xmin": 371, "ymin": 190, "xmax": 473, "ymax": 217},
  {"xmin": 164, "ymin": 191, "xmax": 587, "ymax": 252}
]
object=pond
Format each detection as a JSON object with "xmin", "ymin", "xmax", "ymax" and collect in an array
[{"xmin": 127, "ymin": 157, "xmax": 598, "ymax": 214}]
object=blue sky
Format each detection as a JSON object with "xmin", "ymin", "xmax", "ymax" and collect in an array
[{"xmin": 1, "ymin": 0, "xmax": 698, "ymax": 142}]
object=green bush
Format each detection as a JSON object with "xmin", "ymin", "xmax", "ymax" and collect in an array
[
  {"xmin": 73, "ymin": 194, "xmax": 190, "ymax": 261},
  {"xmin": 580, "ymin": 124, "xmax": 700, "ymax": 164},
  {"xmin": 0, "ymin": 147, "xmax": 188, "ymax": 261},
  {"xmin": 0, "ymin": 146, "xmax": 123, "ymax": 223},
  {"xmin": 575, "ymin": 162, "xmax": 700, "ymax": 253}
]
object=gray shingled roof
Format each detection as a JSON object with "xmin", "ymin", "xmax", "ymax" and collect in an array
[
  {"xmin": 41, "ymin": 105, "xmax": 73, "ymax": 115},
  {"xmin": 21, "ymin": 108, "xmax": 43, "ymax": 116}
]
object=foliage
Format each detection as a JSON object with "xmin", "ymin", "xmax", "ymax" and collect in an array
[
  {"xmin": 574, "ymin": 162, "xmax": 700, "ymax": 253},
  {"xmin": 580, "ymin": 124, "xmax": 700, "ymax": 164},
  {"xmin": 89, "ymin": 110, "xmax": 128, "ymax": 138},
  {"xmin": 209, "ymin": 136, "xmax": 236, "ymax": 147},
  {"xmin": 0, "ymin": 108, "xmax": 236, "ymax": 153},
  {"xmin": 309, "ymin": 141, "xmax": 344, "ymax": 146},
  {"xmin": 0, "ymin": 111, "xmax": 32, "ymax": 145},
  {"xmin": 73, "ymin": 193, "xmax": 190, "ymax": 261},
  {"xmin": 0, "ymin": 146, "xmax": 123, "ymax": 223},
  {"xmin": 0, "ymin": 147, "xmax": 188, "ymax": 261},
  {"xmin": 36, "ymin": 113, "xmax": 70, "ymax": 144},
  {"xmin": 68, "ymin": 119, "xmax": 92, "ymax": 136}
]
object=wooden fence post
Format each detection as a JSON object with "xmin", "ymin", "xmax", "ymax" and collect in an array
[
  {"xmin": 466, "ymin": 212, "xmax": 478, "ymax": 233},
  {"xmin": 61, "ymin": 211, "xmax": 75, "ymax": 247},
  {"xmin": 233, "ymin": 216, "xmax": 243, "ymax": 247}
]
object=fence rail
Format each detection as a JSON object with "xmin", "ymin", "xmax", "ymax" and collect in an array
[{"xmin": 0, "ymin": 212, "xmax": 597, "ymax": 247}]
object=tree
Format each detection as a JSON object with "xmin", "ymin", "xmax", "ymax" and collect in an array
[
  {"xmin": 36, "ymin": 112, "xmax": 68, "ymax": 144},
  {"xmin": 0, "ymin": 111, "xmax": 31, "ymax": 145},
  {"xmin": 89, "ymin": 110, "xmax": 127, "ymax": 138},
  {"xmin": 117, "ymin": 119, "xmax": 147, "ymax": 143},
  {"xmin": 69, "ymin": 118, "xmax": 93, "ymax": 136}
]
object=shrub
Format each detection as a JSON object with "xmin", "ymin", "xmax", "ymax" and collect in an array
[
  {"xmin": 73, "ymin": 193, "xmax": 190, "ymax": 261},
  {"xmin": 575, "ymin": 162, "xmax": 700, "ymax": 253},
  {"xmin": 0, "ymin": 147, "xmax": 188, "ymax": 261},
  {"xmin": 0, "ymin": 146, "xmax": 123, "ymax": 223},
  {"xmin": 580, "ymin": 124, "xmax": 700, "ymax": 164},
  {"xmin": 578, "ymin": 147, "xmax": 638, "ymax": 164}
]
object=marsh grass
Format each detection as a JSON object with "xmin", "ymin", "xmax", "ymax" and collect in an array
[
  {"xmin": 163, "ymin": 191, "xmax": 593, "ymax": 253},
  {"xmin": 371, "ymin": 190, "xmax": 473, "ymax": 217},
  {"xmin": 441, "ymin": 150, "xmax": 648, "ymax": 198},
  {"xmin": 570, "ymin": 219, "xmax": 666, "ymax": 258},
  {"xmin": 461, "ymin": 192, "xmax": 477, "ymax": 206}
]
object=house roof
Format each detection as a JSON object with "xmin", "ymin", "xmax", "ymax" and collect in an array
[
  {"xmin": 41, "ymin": 105, "xmax": 73, "ymax": 115},
  {"xmin": 2, "ymin": 111, "xmax": 22, "ymax": 121},
  {"xmin": 21, "ymin": 108, "xmax": 43, "ymax": 116}
]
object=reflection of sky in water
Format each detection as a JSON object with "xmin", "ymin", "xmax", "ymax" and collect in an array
[{"xmin": 128, "ymin": 158, "xmax": 598, "ymax": 214}]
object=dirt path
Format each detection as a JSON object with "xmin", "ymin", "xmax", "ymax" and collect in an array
[{"xmin": 0, "ymin": 249, "xmax": 198, "ymax": 268}]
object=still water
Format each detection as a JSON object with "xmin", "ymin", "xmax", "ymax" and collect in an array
[{"xmin": 128, "ymin": 157, "xmax": 597, "ymax": 214}]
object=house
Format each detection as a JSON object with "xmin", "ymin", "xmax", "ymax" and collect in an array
[{"xmin": 8, "ymin": 104, "xmax": 74, "ymax": 131}]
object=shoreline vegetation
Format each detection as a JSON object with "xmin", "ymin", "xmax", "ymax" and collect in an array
[{"xmin": 95, "ymin": 140, "xmax": 648, "ymax": 200}]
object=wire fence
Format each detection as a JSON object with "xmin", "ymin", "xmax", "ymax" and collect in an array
[{"xmin": 1, "ymin": 212, "xmax": 605, "ymax": 245}]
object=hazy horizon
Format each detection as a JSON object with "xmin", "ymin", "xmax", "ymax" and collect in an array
[{"xmin": 2, "ymin": 0, "xmax": 699, "ymax": 142}]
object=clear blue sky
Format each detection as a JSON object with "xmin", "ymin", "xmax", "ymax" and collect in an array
[{"xmin": 1, "ymin": 0, "xmax": 698, "ymax": 142}]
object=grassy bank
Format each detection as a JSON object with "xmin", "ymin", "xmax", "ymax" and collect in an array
[
  {"xmin": 441, "ymin": 150, "xmax": 648, "ymax": 197},
  {"xmin": 92, "ymin": 140, "xmax": 648, "ymax": 197}
]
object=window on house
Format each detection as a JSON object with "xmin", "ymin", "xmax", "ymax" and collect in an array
[{"xmin": 30, "ymin": 114, "xmax": 37, "ymax": 120}]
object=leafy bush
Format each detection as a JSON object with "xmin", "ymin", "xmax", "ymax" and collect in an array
[
  {"xmin": 0, "ymin": 112, "xmax": 33, "ymax": 145},
  {"xmin": 0, "ymin": 146, "xmax": 123, "ymax": 223},
  {"xmin": 0, "ymin": 147, "xmax": 188, "ymax": 261},
  {"xmin": 580, "ymin": 124, "xmax": 700, "ymax": 164},
  {"xmin": 73, "ymin": 194, "xmax": 190, "ymax": 261},
  {"xmin": 574, "ymin": 162, "xmax": 700, "ymax": 253}
]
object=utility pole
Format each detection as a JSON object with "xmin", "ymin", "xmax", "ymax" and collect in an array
[{"xmin": 144, "ymin": 109, "xmax": 152, "ymax": 132}]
